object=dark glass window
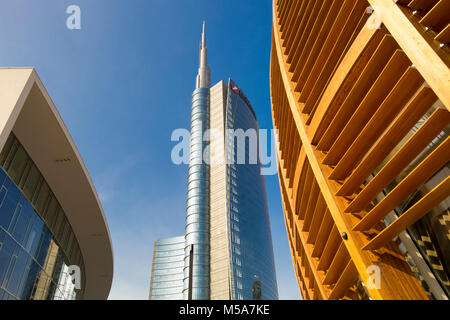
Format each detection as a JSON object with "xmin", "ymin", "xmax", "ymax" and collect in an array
[
  {"xmin": 6, "ymin": 248, "xmax": 29, "ymax": 296},
  {"xmin": 0, "ymin": 231, "xmax": 15, "ymax": 285},
  {"xmin": 11, "ymin": 201, "xmax": 33, "ymax": 246}
]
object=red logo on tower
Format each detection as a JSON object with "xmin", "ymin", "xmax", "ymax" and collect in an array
[{"xmin": 231, "ymin": 83, "xmax": 239, "ymax": 94}]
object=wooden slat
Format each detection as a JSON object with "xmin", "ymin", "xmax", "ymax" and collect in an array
[
  {"xmin": 295, "ymin": 262, "xmax": 308, "ymax": 300},
  {"xmin": 278, "ymin": 0, "xmax": 291, "ymax": 33},
  {"xmin": 286, "ymin": 0, "xmax": 317, "ymax": 61},
  {"xmin": 311, "ymin": 210, "xmax": 333, "ymax": 258},
  {"xmin": 295, "ymin": 224, "xmax": 301, "ymax": 255},
  {"xmin": 328, "ymin": 261, "xmax": 358, "ymax": 300},
  {"xmin": 281, "ymin": 0, "xmax": 300, "ymax": 40},
  {"xmin": 272, "ymin": 0, "xmax": 430, "ymax": 298},
  {"xmin": 307, "ymin": 197, "xmax": 328, "ymax": 244},
  {"xmin": 323, "ymin": 242, "xmax": 351, "ymax": 285},
  {"xmin": 306, "ymin": 7, "xmax": 370, "ymax": 126},
  {"xmin": 337, "ymin": 86, "xmax": 438, "ymax": 196},
  {"xmin": 308, "ymin": 24, "xmax": 386, "ymax": 145},
  {"xmin": 285, "ymin": 116, "xmax": 294, "ymax": 180},
  {"xmin": 302, "ymin": 1, "xmax": 367, "ymax": 114},
  {"xmin": 288, "ymin": 136, "xmax": 300, "ymax": 188},
  {"xmin": 303, "ymin": 262, "xmax": 311, "ymax": 292},
  {"xmin": 329, "ymin": 67, "xmax": 424, "ymax": 180},
  {"xmin": 284, "ymin": 0, "xmax": 303, "ymax": 44},
  {"xmin": 347, "ymin": 108, "xmax": 450, "ymax": 213},
  {"xmin": 303, "ymin": 181, "xmax": 320, "ymax": 231},
  {"xmin": 278, "ymin": 0, "xmax": 289, "ymax": 37},
  {"xmin": 363, "ymin": 176, "xmax": 450, "ymax": 250},
  {"xmin": 297, "ymin": 0, "xmax": 355, "ymax": 102},
  {"xmin": 419, "ymin": 0, "xmax": 450, "ymax": 32},
  {"xmin": 287, "ymin": 0, "xmax": 323, "ymax": 68},
  {"xmin": 298, "ymin": 165, "xmax": 313, "ymax": 219},
  {"xmin": 282, "ymin": 103, "xmax": 291, "ymax": 163},
  {"xmin": 435, "ymin": 24, "xmax": 450, "ymax": 43},
  {"xmin": 293, "ymin": 1, "xmax": 341, "ymax": 86},
  {"xmin": 278, "ymin": 148, "xmax": 331, "ymax": 300},
  {"xmin": 317, "ymin": 226, "xmax": 341, "ymax": 270},
  {"xmin": 367, "ymin": 0, "xmax": 450, "ymax": 111},
  {"xmin": 313, "ymin": 281, "xmax": 321, "ymax": 300},
  {"xmin": 316, "ymin": 35, "xmax": 398, "ymax": 151},
  {"xmin": 289, "ymin": 0, "xmax": 331, "ymax": 73},
  {"xmin": 292, "ymin": 148, "xmax": 306, "ymax": 210},
  {"xmin": 323, "ymin": 50, "xmax": 411, "ymax": 165},
  {"xmin": 295, "ymin": 159, "xmax": 309, "ymax": 214},
  {"xmin": 407, "ymin": 0, "xmax": 438, "ymax": 13},
  {"xmin": 294, "ymin": 215, "xmax": 330, "ymax": 299},
  {"xmin": 394, "ymin": 0, "xmax": 411, "ymax": 5},
  {"xmin": 306, "ymin": 265, "xmax": 314, "ymax": 290},
  {"xmin": 284, "ymin": 0, "xmax": 310, "ymax": 54},
  {"xmin": 354, "ymin": 135, "xmax": 450, "ymax": 231},
  {"xmin": 283, "ymin": 0, "xmax": 306, "ymax": 47}
]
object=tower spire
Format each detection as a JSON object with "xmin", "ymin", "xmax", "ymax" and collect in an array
[
  {"xmin": 196, "ymin": 21, "xmax": 211, "ymax": 89},
  {"xmin": 202, "ymin": 21, "xmax": 206, "ymax": 51}
]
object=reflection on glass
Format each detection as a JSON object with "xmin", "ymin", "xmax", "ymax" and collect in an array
[
  {"xmin": 0, "ymin": 133, "xmax": 84, "ymax": 300},
  {"xmin": 225, "ymin": 80, "xmax": 278, "ymax": 300}
]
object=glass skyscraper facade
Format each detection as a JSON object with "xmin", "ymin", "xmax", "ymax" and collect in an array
[
  {"xmin": 149, "ymin": 236, "xmax": 185, "ymax": 300},
  {"xmin": 183, "ymin": 22, "xmax": 212, "ymax": 300},
  {"xmin": 224, "ymin": 80, "xmax": 278, "ymax": 300},
  {"xmin": 149, "ymin": 23, "xmax": 278, "ymax": 300},
  {"xmin": 184, "ymin": 87, "xmax": 211, "ymax": 300}
]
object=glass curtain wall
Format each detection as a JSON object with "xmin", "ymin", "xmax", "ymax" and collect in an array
[
  {"xmin": 149, "ymin": 236, "xmax": 185, "ymax": 300},
  {"xmin": 0, "ymin": 133, "xmax": 83, "ymax": 300},
  {"xmin": 225, "ymin": 80, "xmax": 279, "ymax": 300}
]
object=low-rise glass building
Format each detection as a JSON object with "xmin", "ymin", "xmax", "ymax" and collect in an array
[{"xmin": 149, "ymin": 236, "xmax": 185, "ymax": 300}]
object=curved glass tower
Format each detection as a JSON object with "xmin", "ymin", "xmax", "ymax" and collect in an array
[
  {"xmin": 224, "ymin": 80, "xmax": 278, "ymax": 299},
  {"xmin": 183, "ymin": 22, "xmax": 211, "ymax": 300}
]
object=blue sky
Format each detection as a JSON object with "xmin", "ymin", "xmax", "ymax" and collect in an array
[{"xmin": 0, "ymin": 0, "xmax": 300, "ymax": 299}]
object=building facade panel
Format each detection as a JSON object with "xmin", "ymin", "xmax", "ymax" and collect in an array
[
  {"xmin": 210, "ymin": 81, "xmax": 231, "ymax": 300},
  {"xmin": 225, "ymin": 80, "xmax": 278, "ymax": 300}
]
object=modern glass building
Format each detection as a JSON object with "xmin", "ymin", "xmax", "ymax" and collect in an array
[
  {"xmin": 219, "ymin": 79, "xmax": 278, "ymax": 300},
  {"xmin": 149, "ymin": 236, "xmax": 185, "ymax": 300},
  {"xmin": 150, "ymin": 23, "xmax": 278, "ymax": 300},
  {"xmin": 0, "ymin": 68, "xmax": 113, "ymax": 300}
]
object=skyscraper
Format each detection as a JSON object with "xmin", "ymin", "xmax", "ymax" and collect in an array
[
  {"xmin": 149, "ymin": 23, "xmax": 278, "ymax": 300},
  {"xmin": 184, "ymin": 22, "xmax": 212, "ymax": 300},
  {"xmin": 207, "ymin": 78, "xmax": 278, "ymax": 300}
]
